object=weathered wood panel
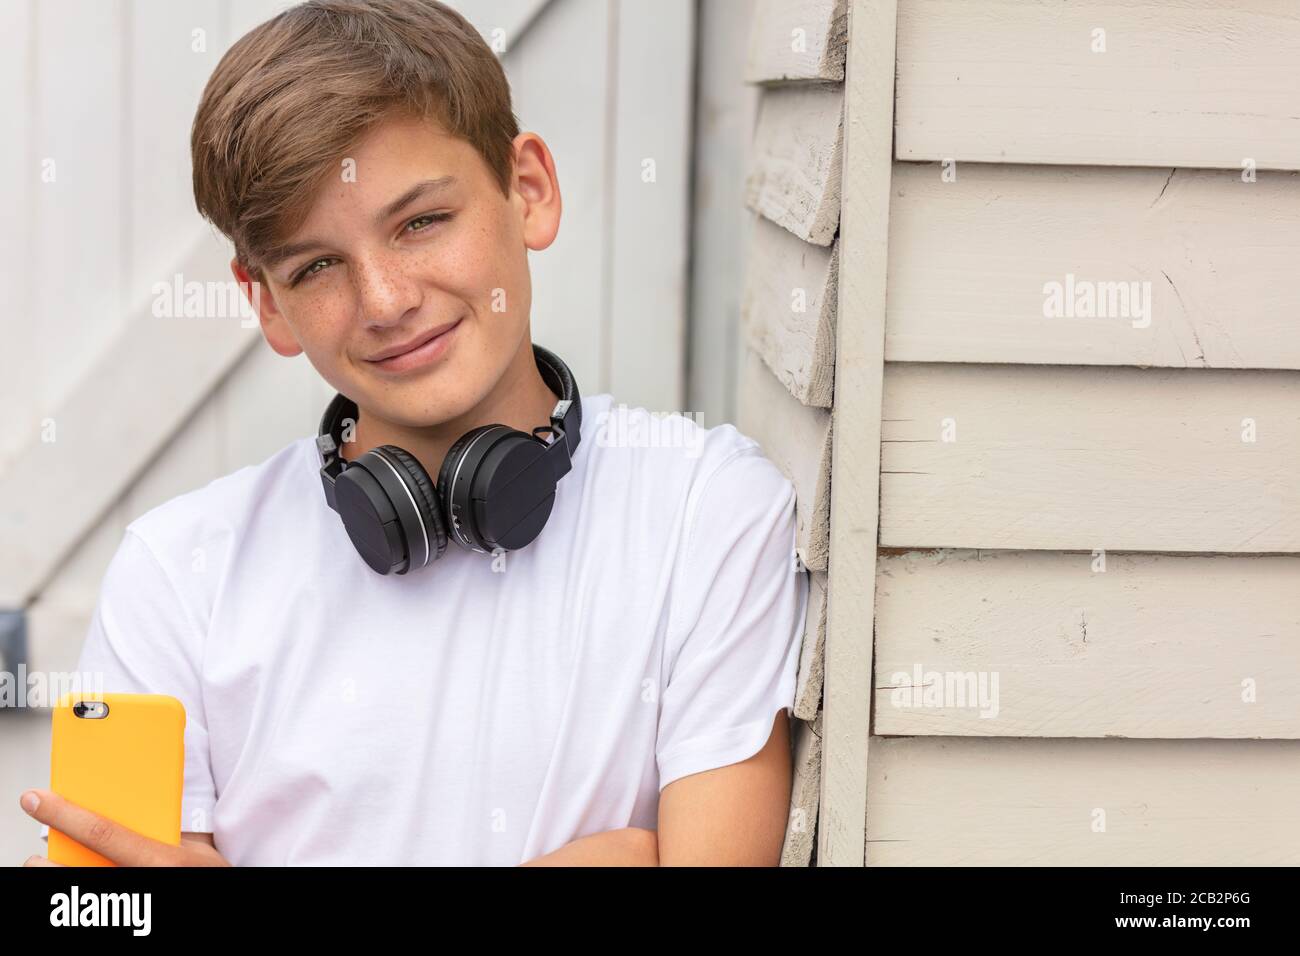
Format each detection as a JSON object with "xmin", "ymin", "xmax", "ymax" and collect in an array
[
  {"xmin": 742, "ymin": 215, "xmax": 837, "ymax": 407},
  {"xmin": 747, "ymin": 0, "xmax": 847, "ymax": 83},
  {"xmin": 794, "ymin": 570, "xmax": 827, "ymax": 721},
  {"xmin": 819, "ymin": 0, "xmax": 897, "ymax": 867},
  {"xmin": 895, "ymin": 0, "xmax": 1300, "ymax": 170},
  {"xmin": 736, "ymin": 348, "xmax": 832, "ymax": 571},
  {"xmin": 887, "ymin": 163, "xmax": 1300, "ymax": 369},
  {"xmin": 780, "ymin": 711, "xmax": 822, "ymax": 867},
  {"xmin": 867, "ymin": 736, "xmax": 1300, "ymax": 865},
  {"xmin": 745, "ymin": 82, "xmax": 844, "ymax": 246},
  {"xmin": 880, "ymin": 364, "xmax": 1300, "ymax": 553},
  {"xmin": 874, "ymin": 549, "xmax": 1300, "ymax": 738}
]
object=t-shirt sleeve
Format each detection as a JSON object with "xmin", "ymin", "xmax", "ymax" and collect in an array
[
  {"xmin": 67, "ymin": 527, "xmax": 218, "ymax": 835},
  {"xmin": 655, "ymin": 445, "xmax": 809, "ymax": 792}
]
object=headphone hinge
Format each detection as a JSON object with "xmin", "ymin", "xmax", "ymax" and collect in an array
[
  {"xmin": 550, "ymin": 399, "xmax": 579, "ymax": 455},
  {"xmin": 317, "ymin": 434, "xmax": 342, "ymax": 512}
]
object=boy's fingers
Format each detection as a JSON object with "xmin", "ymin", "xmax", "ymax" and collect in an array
[
  {"xmin": 19, "ymin": 789, "xmax": 166, "ymax": 866},
  {"xmin": 23, "ymin": 855, "xmax": 66, "ymax": 867}
]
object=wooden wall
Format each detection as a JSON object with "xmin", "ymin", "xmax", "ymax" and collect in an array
[
  {"xmin": 873, "ymin": 0, "xmax": 1300, "ymax": 866},
  {"xmin": 743, "ymin": 0, "xmax": 1300, "ymax": 865},
  {"xmin": 737, "ymin": 0, "xmax": 847, "ymax": 866}
]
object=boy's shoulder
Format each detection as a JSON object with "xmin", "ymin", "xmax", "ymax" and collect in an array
[
  {"xmin": 586, "ymin": 395, "xmax": 758, "ymax": 470},
  {"xmin": 124, "ymin": 434, "xmax": 317, "ymax": 559},
  {"xmin": 583, "ymin": 394, "xmax": 792, "ymax": 511}
]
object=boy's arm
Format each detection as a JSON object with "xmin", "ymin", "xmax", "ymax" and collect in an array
[
  {"xmin": 655, "ymin": 709, "xmax": 792, "ymax": 866},
  {"xmin": 517, "ymin": 709, "xmax": 792, "ymax": 866},
  {"xmin": 518, "ymin": 827, "xmax": 658, "ymax": 866},
  {"xmin": 651, "ymin": 447, "xmax": 804, "ymax": 866},
  {"xmin": 522, "ymin": 448, "xmax": 805, "ymax": 868}
]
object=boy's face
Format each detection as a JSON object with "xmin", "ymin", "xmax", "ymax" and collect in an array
[{"xmin": 236, "ymin": 111, "xmax": 561, "ymax": 429}]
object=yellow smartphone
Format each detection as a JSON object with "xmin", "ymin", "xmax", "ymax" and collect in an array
[{"xmin": 48, "ymin": 692, "xmax": 186, "ymax": 867}]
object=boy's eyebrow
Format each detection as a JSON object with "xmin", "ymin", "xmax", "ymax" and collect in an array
[
  {"xmin": 374, "ymin": 176, "xmax": 457, "ymax": 225},
  {"xmin": 260, "ymin": 176, "xmax": 459, "ymax": 273}
]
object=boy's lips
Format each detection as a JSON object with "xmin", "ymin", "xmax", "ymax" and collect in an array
[{"xmin": 363, "ymin": 317, "xmax": 463, "ymax": 373}]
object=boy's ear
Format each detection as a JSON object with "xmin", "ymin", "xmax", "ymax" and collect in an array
[
  {"xmin": 231, "ymin": 257, "xmax": 302, "ymax": 357},
  {"xmin": 511, "ymin": 133, "xmax": 561, "ymax": 252}
]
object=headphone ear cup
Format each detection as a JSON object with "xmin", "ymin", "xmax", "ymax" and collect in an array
[
  {"xmin": 439, "ymin": 425, "xmax": 560, "ymax": 553},
  {"xmin": 369, "ymin": 445, "xmax": 448, "ymax": 567},
  {"xmin": 331, "ymin": 461, "xmax": 410, "ymax": 575},
  {"xmin": 437, "ymin": 425, "xmax": 496, "ymax": 550}
]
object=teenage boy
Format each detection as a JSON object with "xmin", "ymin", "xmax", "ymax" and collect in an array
[{"xmin": 19, "ymin": 0, "xmax": 808, "ymax": 866}]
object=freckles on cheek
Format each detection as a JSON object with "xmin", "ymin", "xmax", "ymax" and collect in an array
[
  {"xmin": 292, "ymin": 286, "xmax": 357, "ymax": 358},
  {"xmin": 440, "ymin": 225, "xmax": 489, "ymax": 276},
  {"xmin": 450, "ymin": 217, "xmax": 525, "ymax": 309}
]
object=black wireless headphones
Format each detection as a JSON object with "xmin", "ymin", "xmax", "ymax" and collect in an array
[{"xmin": 316, "ymin": 343, "xmax": 582, "ymax": 575}]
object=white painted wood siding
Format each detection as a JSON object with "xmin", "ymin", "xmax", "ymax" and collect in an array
[{"xmin": 895, "ymin": 0, "xmax": 1300, "ymax": 170}]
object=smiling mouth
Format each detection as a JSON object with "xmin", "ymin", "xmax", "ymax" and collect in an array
[{"xmin": 364, "ymin": 317, "xmax": 463, "ymax": 372}]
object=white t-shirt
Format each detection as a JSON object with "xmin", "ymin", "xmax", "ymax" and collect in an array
[{"xmin": 72, "ymin": 391, "xmax": 809, "ymax": 865}]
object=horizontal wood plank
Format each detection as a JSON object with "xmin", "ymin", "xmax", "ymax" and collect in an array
[
  {"xmin": 880, "ymin": 364, "xmax": 1300, "ymax": 553},
  {"xmin": 746, "ymin": 0, "xmax": 847, "ymax": 83},
  {"xmin": 780, "ymin": 711, "xmax": 822, "ymax": 867},
  {"xmin": 887, "ymin": 163, "xmax": 1300, "ymax": 369},
  {"xmin": 895, "ymin": 0, "xmax": 1300, "ymax": 170},
  {"xmin": 874, "ymin": 549, "xmax": 1300, "ymax": 738},
  {"xmin": 745, "ymin": 82, "xmax": 844, "ymax": 246},
  {"xmin": 794, "ymin": 569, "xmax": 827, "ymax": 720},
  {"xmin": 737, "ymin": 348, "xmax": 832, "ymax": 570},
  {"xmin": 742, "ymin": 214, "xmax": 837, "ymax": 407},
  {"xmin": 867, "ymin": 736, "xmax": 1300, "ymax": 864}
]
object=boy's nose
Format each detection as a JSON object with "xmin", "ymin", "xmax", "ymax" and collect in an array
[{"xmin": 353, "ymin": 255, "xmax": 425, "ymax": 329}]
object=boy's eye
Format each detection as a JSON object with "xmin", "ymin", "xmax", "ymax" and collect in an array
[
  {"xmin": 289, "ymin": 213, "xmax": 454, "ymax": 286},
  {"xmin": 292, "ymin": 257, "xmax": 336, "ymax": 286},
  {"xmin": 406, "ymin": 212, "xmax": 454, "ymax": 232}
]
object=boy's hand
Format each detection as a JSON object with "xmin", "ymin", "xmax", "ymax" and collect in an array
[{"xmin": 18, "ymin": 789, "xmax": 230, "ymax": 867}]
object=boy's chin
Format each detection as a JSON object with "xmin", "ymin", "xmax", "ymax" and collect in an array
[{"xmin": 348, "ymin": 377, "xmax": 481, "ymax": 430}]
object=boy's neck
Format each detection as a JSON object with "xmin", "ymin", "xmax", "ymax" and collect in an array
[{"xmin": 341, "ymin": 338, "xmax": 562, "ymax": 476}]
